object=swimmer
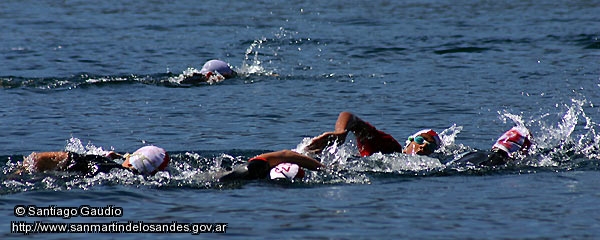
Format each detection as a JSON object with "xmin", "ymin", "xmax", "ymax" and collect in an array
[
  {"xmin": 219, "ymin": 150, "xmax": 325, "ymax": 181},
  {"xmin": 182, "ymin": 59, "xmax": 237, "ymax": 83},
  {"xmin": 451, "ymin": 126, "xmax": 533, "ymax": 166},
  {"xmin": 305, "ymin": 111, "xmax": 442, "ymax": 157},
  {"xmin": 21, "ymin": 146, "xmax": 170, "ymax": 176}
]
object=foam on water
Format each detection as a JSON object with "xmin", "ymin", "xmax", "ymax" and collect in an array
[{"xmin": 3, "ymin": 98, "xmax": 599, "ymax": 194}]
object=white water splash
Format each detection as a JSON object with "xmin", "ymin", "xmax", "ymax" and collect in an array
[
  {"xmin": 64, "ymin": 137, "xmax": 111, "ymax": 156},
  {"xmin": 498, "ymin": 98, "xmax": 600, "ymax": 163},
  {"xmin": 439, "ymin": 124, "xmax": 463, "ymax": 150},
  {"xmin": 4, "ymin": 98, "xmax": 600, "ymax": 193},
  {"xmin": 240, "ymin": 38, "xmax": 266, "ymax": 75},
  {"xmin": 529, "ymin": 99, "xmax": 586, "ymax": 150},
  {"xmin": 238, "ymin": 38, "xmax": 278, "ymax": 77},
  {"xmin": 361, "ymin": 153, "xmax": 444, "ymax": 173},
  {"xmin": 295, "ymin": 135, "xmax": 443, "ymax": 175},
  {"xmin": 168, "ymin": 67, "xmax": 226, "ymax": 85}
]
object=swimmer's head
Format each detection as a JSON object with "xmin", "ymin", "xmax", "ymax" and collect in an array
[
  {"xmin": 200, "ymin": 60, "xmax": 235, "ymax": 78},
  {"xmin": 123, "ymin": 146, "xmax": 170, "ymax": 175},
  {"xmin": 491, "ymin": 126, "xmax": 532, "ymax": 157},
  {"xmin": 269, "ymin": 163, "xmax": 305, "ymax": 180},
  {"xmin": 403, "ymin": 129, "xmax": 442, "ymax": 155}
]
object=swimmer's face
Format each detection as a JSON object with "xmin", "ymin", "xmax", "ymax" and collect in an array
[
  {"xmin": 121, "ymin": 155, "xmax": 134, "ymax": 170},
  {"xmin": 403, "ymin": 134, "xmax": 436, "ymax": 155}
]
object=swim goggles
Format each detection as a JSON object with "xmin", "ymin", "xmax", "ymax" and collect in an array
[{"xmin": 407, "ymin": 135, "xmax": 437, "ymax": 151}]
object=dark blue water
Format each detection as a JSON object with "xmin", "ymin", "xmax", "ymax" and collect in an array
[{"xmin": 1, "ymin": 0, "xmax": 599, "ymax": 239}]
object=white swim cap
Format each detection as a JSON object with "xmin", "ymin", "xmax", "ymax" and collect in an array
[
  {"xmin": 200, "ymin": 60, "xmax": 234, "ymax": 78},
  {"xmin": 269, "ymin": 163, "xmax": 305, "ymax": 180},
  {"xmin": 127, "ymin": 146, "xmax": 169, "ymax": 175}
]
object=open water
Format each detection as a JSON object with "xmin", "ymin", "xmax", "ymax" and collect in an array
[{"xmin": 1, "ymin": 0, "xmax": 599, "ymax": 239}]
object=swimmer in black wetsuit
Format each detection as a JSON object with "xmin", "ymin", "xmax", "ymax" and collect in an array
[
  {"xmin": 453, "ymin": 126, "xmax": 533, "ymax": 166},
  {"xmin": 219, "ymin": 150, "xmax": 325, "ymax": 181},
  {"xmin": 21, "ymin": 146, "xmax": 170, "ymax": 176}
]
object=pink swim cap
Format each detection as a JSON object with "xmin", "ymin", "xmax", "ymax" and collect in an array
[{"xmin": 200, "ymin": 60, "xmax": 234, "ymax": 78}]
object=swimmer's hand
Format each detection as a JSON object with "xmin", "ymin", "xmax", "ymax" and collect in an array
[
  {"xmin": 305, "ymin": 131, "xmax": 347, "ymax": 154},
  {"xmin": 105, "ymin": 151, "xmax": 123, "ymax": 160}
]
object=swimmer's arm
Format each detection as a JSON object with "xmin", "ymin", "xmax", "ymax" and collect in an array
[
  {"xmin": 305, "ymin": 131, "xmax": 347, "ymax": 154},
  {"xmin": 338, "ymin": 111, "xmax": 381, "ymax": 140},
  {"xmin": 335, "ymin": 111, "xmax": 364, "ymax": 132},
  {"xmin": 258, "ymin": 150, "xmax": 325, "ymax": 170},
  {"xmin": 26, "ymin": 151, "xmax": 70, "ymax": 172},
  {"xmin": 305, "ymin": 111, "xmax": 369, "ymax": 153}
]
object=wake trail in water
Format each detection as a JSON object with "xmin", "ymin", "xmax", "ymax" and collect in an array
[{"xmin": 2, "ymin": 99, "xmax": 599, "ymax": 194}]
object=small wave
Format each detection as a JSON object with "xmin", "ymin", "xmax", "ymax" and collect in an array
[
  {"xmin": 434, "ymin": 47, "xmax": 491, "ymax": 55},
  {"xmin": 0, "ymin": 74, "xmax": 173, "ymax": 89}
]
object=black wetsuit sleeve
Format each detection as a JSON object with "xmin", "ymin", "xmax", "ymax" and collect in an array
[
  {"xmin": 219, "ymin": 164, "xmax": 250, "ymax": 181},
  {"xmin": 451, "ymin": 149, "xmax": 510, "ymax": 166},
  {"xmin": 219, "ymin": 160, "xmax": 270, "ymax": 181},
  {"xmin": 65, "ymin": 152, "xmax": 126, "ymax": 175},
  {"xmin": 479, "ymin": 150, "xmax": 509, "ymax": 166},
  {"xmin": 246, "ymin": 160, "xmax": 270, "ymax": 179}
]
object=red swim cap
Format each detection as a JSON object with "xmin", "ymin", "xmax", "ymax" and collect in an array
[{"xmin": 406, "ymin": 129, "xmax": 442, "ymax": 150}]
